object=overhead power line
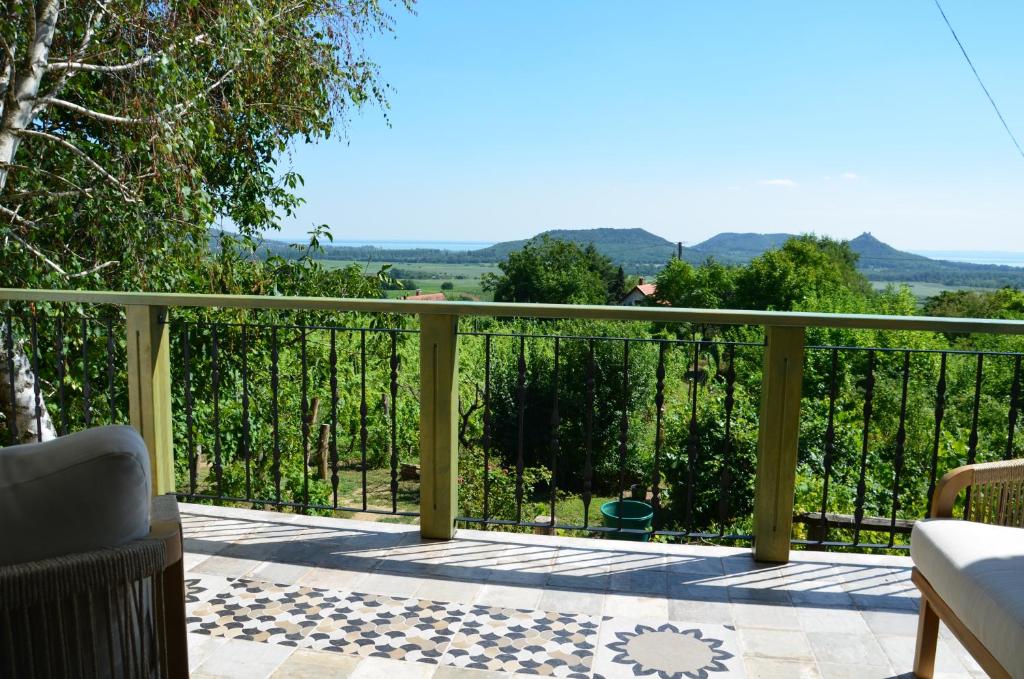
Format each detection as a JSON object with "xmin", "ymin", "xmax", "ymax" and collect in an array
[{"xmin": 932, "ymin": 0, "xmax": 1024, "ymax": 161}]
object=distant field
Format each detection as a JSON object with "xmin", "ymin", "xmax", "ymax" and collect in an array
[
  {"xmin": 869, "ymin": 280, "xmax": 991, "ymax": 299},
  {"xmin": 319, "ymin": 259, "xmax": 499, "ymax": 278},
  {"xmin": 318, "ymin": 260, "xmax": 497, "ymax": 300}
]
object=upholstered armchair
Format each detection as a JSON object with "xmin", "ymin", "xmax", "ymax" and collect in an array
[{"xmin": 0, "ymin": 426, "xmax": 188, "ymax": 678}]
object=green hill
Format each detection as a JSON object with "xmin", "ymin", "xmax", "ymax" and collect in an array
[{"xmin": 239, "ymin": 227, "xmax": 1024, "ymax": 290}]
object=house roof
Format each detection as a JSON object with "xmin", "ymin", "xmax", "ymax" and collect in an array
[{"xmin": 634, "ymin": 283, "xmax": 656, "ymax": 296}]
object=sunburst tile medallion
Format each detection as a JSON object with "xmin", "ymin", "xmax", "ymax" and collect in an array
[{"xmin": 592, "ymin": 619, "xmax": 742, "ymax": 679}]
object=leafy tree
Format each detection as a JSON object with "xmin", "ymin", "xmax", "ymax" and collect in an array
[
  {"xmin": 482, "ymin": 235, "xmax": 621, "ymax": 305},
  {"xmin": 1, "ymin": 0, "xmax": 411, "ymax": 439},
  {"xmin": 440, "ymin": 281, "xmax": 454, "ymax": 291},
  {"xmin": 653, "ymin": 258, "xmax": 736, "ymax": 310},
  {"xmin": 734, "ymin": 235, "xmax": 871, "ymax": 311}
]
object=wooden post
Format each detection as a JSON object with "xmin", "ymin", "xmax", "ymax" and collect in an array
[
  {"xmin": 419, "ymin": 314, "xmax": 459, "ymax": 540},
  {"xmin": 126, "ymin": 305, "xmax": 174, "ymax": 496},
  {"xmin": 752, "ymin": 325, "xmax": 805, "ymax": 563}
]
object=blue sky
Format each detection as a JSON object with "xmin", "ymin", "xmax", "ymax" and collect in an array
[{"xmin": 278, "ymin": 1, "xmax": 1024, "ymax": 250}]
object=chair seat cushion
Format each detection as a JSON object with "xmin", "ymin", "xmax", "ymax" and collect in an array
[
  {"xmin": 911, "ymin": 519, "xmax": 1024, "ymax": 676},
  {"xmin": 0, "ymin": 426, "xmax": 151, "ymax": 565}
]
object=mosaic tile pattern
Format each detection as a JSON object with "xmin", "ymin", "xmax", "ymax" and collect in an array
[
  {"xmin": 186, "ymin": 577, "xmax": 602, "ymax": 673},
  {"xmin": 594, "ymin": 620, "xmax": 740, "ymax": 679},
  {"xmin": 442, "ymin": 605, "xmax": 600, "ymax": 677}
]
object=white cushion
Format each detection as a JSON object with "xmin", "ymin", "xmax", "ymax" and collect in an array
[
  {"xmin": 911, "ymin": 519, "xmax": 1024, "ymax": 677},
  {"xmin": 0, "ymin": 426, "xmax": 151, "ymax": 565}
]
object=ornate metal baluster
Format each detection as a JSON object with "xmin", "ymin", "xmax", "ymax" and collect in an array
[
  {"xmin": 56, "ymin": 314, "xmax": 68, "ymax": 436},
  {"xmin": 718, "ymin": 344, "xmax": 737, "ymax": 537},
  {"xmin": 926, "ymin": 352, "xmax": 948, "ymax": 516},
  {"xmin": 360, "ymin": 329, "xmax": 368, "ymax": 512},
  {"xmin": 965, "ymin": 353, "xmax": 984, "ymax": 516},
  {"xmin": 515, "ymin": 335, "xmax": 527, "ymax": 525},
  {"xmin": 211, "ymin": 323, "xmax": 222, "ymax": 497},
  {"xmin": 818, "ymin": 348, "xmax": 839, "ymax": 545},
  {"xmin": 301, "ymin": 324, "xmax": 310, "ymax": 511},
  {"xmin": 105, "ymin": 316, "xmax": 115, "ymax": 422},
  {"xmin": 241, "ymin": 323, "xmax": 252, "ymax": 502},
  {"xmin": 1006, "ymin": 355, "xmax": 1021, "ymax": 461},
  {"xmin": 30, "ymin": 311, "xmax": 42, "ymax": 442},
  {"xmin": 80, "ymin": 316, "xmax": 91, "ymax": 429},
  {"xmin": 389, "ymin": 330, "xmax": 400, "ymax": 514},
  {"xmin": 549, "ymin": 337, "xmax": 560, "ymax": 531},
  {"xmin": 617, "ymin": 340, "xmax": 630, "ymax": 519},
  {"xmin": 652, "ymin": 342, "xmax": 667, "ymax": 525},
  {"xmin": 5, "ymin": 311, "xmax": 17, "ymax": 441},
  {"xmin": 890, "ymin": 351, "xmax": 911, "ymax": 547},
  {"xmin": 686, "ymin": 339, "xmax": 700, "ymax": 535},
  {"xmin": 330, "ymin": 328, "xmax": 340, "ymax": 508},
  {"xmin": 853, "ymin": 350, "xmax": 875, "ymax": 546},
  {"xmin": 482, "ymin": 334, "xmax": 492, "ymax": 524},
  {"xmin": 182, "ymin": 324, "xmax": 197, "ymax": 496},
  {"xmin": 583, "ymin": 339, "xmax": 595, "ymax": 529},
  {"xmin": 271, "ymin": 325, "xmax": 282, "ymax": 504}
]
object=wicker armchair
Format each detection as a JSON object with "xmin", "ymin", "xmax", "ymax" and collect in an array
[
  {"xmin": 912, "ymin": 459, "xmax": 1024, "ymax": 679},
  {"xmin": 0, "ymin": 493, "xmax": 187, "ymax": 679}
]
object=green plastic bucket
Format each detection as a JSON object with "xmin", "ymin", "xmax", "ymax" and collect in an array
[{"xmin": 600, "ymin": 499, "xmax": 654, "ymax": 541}]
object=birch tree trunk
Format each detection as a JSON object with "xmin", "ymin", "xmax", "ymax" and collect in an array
[
  {"xmin": 0, "ymin": 0, "xmax": 60, "ymax": 191},
  {"xmin": 0, "ymin": 326, "xmax": 57, "ymax": 444}
]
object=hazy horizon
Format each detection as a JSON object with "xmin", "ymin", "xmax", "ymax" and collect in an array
[{"xmin": 277, "ymin": 2, "xmax": 1023, "ymax": 251}]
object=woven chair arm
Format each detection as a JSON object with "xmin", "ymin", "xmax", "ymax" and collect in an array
[{"xmin": 931, "ymin": 459, "xmax": 1024, "ymax": 519}]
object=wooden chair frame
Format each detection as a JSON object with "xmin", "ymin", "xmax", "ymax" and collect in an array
[
  {"xmin": 151, "ymin": 492, "xmax": 190, "ymax": 679},
  {"xmin": 913, "ymin": 459, "xmax": 1024, "ymax": 679}
]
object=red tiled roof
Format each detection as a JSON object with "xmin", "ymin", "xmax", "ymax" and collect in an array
[
  {"xmin": 635, "ymin": 283, "xmax": 656, "ymax": 296},
  {"xmin": 403, "ymin": 292, "xmax": 447, "ymax": 301}
]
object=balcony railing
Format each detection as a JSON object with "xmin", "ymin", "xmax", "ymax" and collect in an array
[{"xmin": 2, "ymin": 288, "xmax": 1023, "ymax": 563}]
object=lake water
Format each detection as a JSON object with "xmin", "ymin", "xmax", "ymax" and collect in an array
[{"xmin": 910, "ymin": 251, "xmax": 1024, "ymax": 268}]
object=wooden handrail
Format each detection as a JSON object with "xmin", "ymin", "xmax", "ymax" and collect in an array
[{"xmin": 3, "ymin": 288, "xmax": 1024, "ymax": 334}]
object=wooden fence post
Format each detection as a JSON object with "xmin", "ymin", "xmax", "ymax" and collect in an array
[
  {"xmin": 126, "ymin": 305, "xmax": 175, "ymax": 495},
  {"xmin": 752, "ymin": 325, "xmax": 805, "ymax": 563},
  {"xmin": 419, "ymin": 314, "xmax": 459, "ymax": 539}
]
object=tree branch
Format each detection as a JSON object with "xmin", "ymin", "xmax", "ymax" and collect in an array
[
  {"xmin": 0, "ymin": 205, "xmax": 68, "ymax": 275},
  {"xmin": 46, "ymin": 53, "xmax": 156, "ymax": 73},
  {"xmin": 14, "ymin": 128, "xmax": 137, "ymax": 200},
  {"xmin": 67, "ymin": 259, "xmax": 119, "ymax": 278},
  {"xmin": 35, "ymin": 97, "xmax": 150, "ymax": 125}
]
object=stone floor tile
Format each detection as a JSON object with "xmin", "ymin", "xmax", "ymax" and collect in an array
[
  {"xmin": 743, "ymin": 656, "xmax": 822, "ymax": 679},
  {"xmin": 415, "ymin": 576, "xmax": 483, "ymax": 605},
  {"xmin": 816, "ymin": 662, "xmax": 896, "ymax": 679},
  {"xmin": 349, "ymin": 656, "xmax": 438, "ymax": 679},
  {"xmin": 592, "ymin": 617, "xmax": 744, "ymax": 678},
  {"xmin": 806, "ymin": 631, "xmax": 888, "ymax": 667},
  {"xmin": 190, "ymin": 554, "xmax": 263, "ymax": 579},
  {"xmin": 663, "ymin": 552, "xmax": 725, "ymax": 575},
  {"xmin": 357, "ymin": 571, "xmax": 423, "ymax": 597},
  {"xmin": 537, "ymin": 586, "xmax": 605, "ymax": 616},
  {"xmin": 732, "ymin": 602, "xmax": 800, "ymax": 630},
  {"xmin": 296, "ymin": 566, "xmax": 370, "ymax": 591},
  {"xmin": 269, "ymin": 648, "xmax": 363, "ymax": 678},
  {"xmin": 188, "ymin": 633, "xmax": 228, "ymax": 670},
  {"xmin": 795, "ymin": 606, "xmax": 871, "ymax": 635},
  {"xmin": 607, "ymin": 568, "xmax": 668, "ymax": 596},
  {"xmin": 249, "ymin": 560, "xmax": 313, "ymax": 586},
  {"xmin": 667, "ymin": 599, "xmax": 734, "ymax": 625},
  {"xmin": 876, "ymin": 634, "xmax": 971, "ymax": 675},
  {"xmin": 432, "ymin": 666, "xmax": 510, "ymax": 678},
  {"xmin": 738, "ymin": 628, "xmax": 814, "ymax": 661},
  {"xmin": 194, "ymin": 637, "xmax": 295, "ymax": 679},
  {"xmin": 860, "ymin": 609, "xmax": 919, "ymax": 637},
  {"xmin": 603, "ymin": 593, "xmax": 668, "ymax": 620},
  {"xmin": 475, "ymin": 583, "xmax": 543, "ymax": 611}
]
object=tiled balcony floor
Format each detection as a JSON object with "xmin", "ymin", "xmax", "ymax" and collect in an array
[{"xmin": 181, "ymin": 504, "xmax": 984, "ymax": 679}]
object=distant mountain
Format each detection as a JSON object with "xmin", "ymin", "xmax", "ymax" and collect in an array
[
  {"xmin": 238, "ymin": 226, "xmax": 1024, "ymax": 289},
  {"xmin": 688, "ymin": 233, "xmax": 793, "ymax": 264}
]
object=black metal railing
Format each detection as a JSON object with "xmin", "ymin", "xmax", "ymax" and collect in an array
[
  {"xmin": 168, "ymin": 313, "xmax": 420, "ymax": 518},
  {"xmin": 453, "ymin": 325, "xmax": 764, "ymax": 541}
]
